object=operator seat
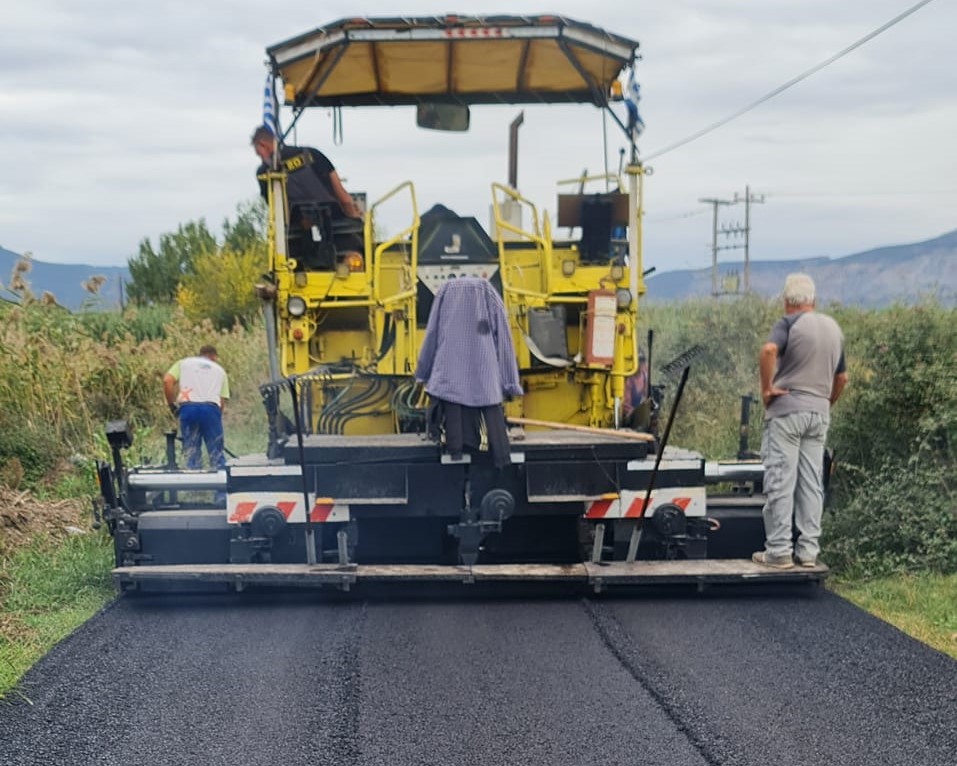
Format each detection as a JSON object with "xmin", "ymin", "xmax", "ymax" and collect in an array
[
  {"xmin": 579, "ymin": 196, "xmax": 614, "ymax": 261},
  {"xmin": 288, "ymin": 202, "xmax": 364, "ymax": 271},
  {"xmin": 557, "ymin": 192, "xmax": 630, "ymax": 263}
]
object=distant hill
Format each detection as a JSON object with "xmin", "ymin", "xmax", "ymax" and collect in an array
[
  {"xmin": 3, "ymin": 227, "xmax": 957, "ymax": 311},
  {"xmin": 0, "ymin": 246, "xmax": 128, "ymax": 310},
  {"xmin": 645, "ymin": 228, "xmax": 957, "ymax": 307}
]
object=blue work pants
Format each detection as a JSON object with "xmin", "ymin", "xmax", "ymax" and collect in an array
[{"xmin": 179, "ymin": 403, "xmax": 225, "ymax": 471}]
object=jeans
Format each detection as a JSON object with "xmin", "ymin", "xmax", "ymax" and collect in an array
[
  {"xmin": 760, "ymin": 411, "xmax": 830, "ymax": 560},
  {"xmin": 179, "ymin": 403, "xmax": 225, "ymax": 471}
]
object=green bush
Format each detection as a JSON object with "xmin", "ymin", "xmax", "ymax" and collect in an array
[
  {"xmin": 821, "ymin": 302, "xmax": 957, "ymax": 575},
  {"xmin": 829, "ymin": 303, "xmax": 957, "ymax": 470},
  {"xmin": 0, "ymin": 423, "xmax": 63, "ymax": 487},
  {"xmin": 824, "ymin": 461, "xmax": 957, "ymax": 575}
]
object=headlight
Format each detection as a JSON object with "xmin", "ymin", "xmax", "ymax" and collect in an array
[
  {"xmin": 610, "ymin": 263, "xmax": 624, "ymax": 281},
  {"xmin": 615, "ymin": 288, "xmax": 632, "ymax": 309},
  {"xmin": 287, "ymin": 296, "xmax": 307, "ymax": 317}
]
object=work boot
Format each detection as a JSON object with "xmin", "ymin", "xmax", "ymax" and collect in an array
[
  {"xmin": 794, "ymin": 555, "xmax": 819, "ymax": 568},
  {"xmin": 751, "ymin": 550, "xmax": 795, "ymax": 570}
]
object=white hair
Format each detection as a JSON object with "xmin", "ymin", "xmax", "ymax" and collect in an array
[{"xmin": 783, "ymin": 273, "xmax": 816, "ymax": 307}]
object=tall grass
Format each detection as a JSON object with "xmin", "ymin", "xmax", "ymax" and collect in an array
[
  {"xmin": 0, "ymin": 302, "xmax": 270, "ymax": 472},
  {"xmin": 639, "ymin": 295, "xmax": 779, "ymax": 458}
]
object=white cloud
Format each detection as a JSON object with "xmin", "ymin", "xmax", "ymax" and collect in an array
[{"xmin": 1, "ymin": 0, "xmax": 955, "ymax": 271}]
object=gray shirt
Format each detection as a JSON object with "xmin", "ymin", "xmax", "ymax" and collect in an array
[{"xmin": 765, "ymin": 310, "xmax": 845, "ymax": 419}]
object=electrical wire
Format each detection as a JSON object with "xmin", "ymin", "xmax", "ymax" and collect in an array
[
  {"xmin": 644, "ymin": 0, "xmax": 938, "ymax": 162},
  {"xmin": 646, "ymin": 208, "xmax": 709, "ymax": 223}
]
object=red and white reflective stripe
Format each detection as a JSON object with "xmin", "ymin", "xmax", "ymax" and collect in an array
[
  {"xmin": 227, "ymin": 492, "xmax": 350, "ymax": 524},
  {"xmin": 309, "ymin": 499, "xmax": 341, "ymax": 523},
  {"xmin": 229, "ymin": 501, "xmax": 257, "ymax": 524},
  {"xmin": 584, "ymin": 487, "xmax": 706, "ymax": 519},
  {"xmin": 277, "ymin": 501, "xmax": 297, "ymax": 519},
  {"xmin": 585, "ymin": 496, "xmax": 618, "ymax": 518},
  {"xmin": 623, "ymin": 495, "xmax": 650, "ymax": 518}
]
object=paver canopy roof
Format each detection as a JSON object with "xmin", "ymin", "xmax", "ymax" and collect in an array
[{"xmin": 267, "ymin": 15, "xmax": 639, "ymax": 108}]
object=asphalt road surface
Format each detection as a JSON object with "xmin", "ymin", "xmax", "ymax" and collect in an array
[{"xmin": 1, "ymin": 586, "xmax": 955, "ymax": 765}]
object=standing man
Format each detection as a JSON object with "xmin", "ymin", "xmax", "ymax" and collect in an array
[
  {"xmin": 163, "ymin": 345, "xmax": 230, "ymax": 471},
  {"xmin": 753, "ymin": 274, "xmax": 848, "ymax": 569}
]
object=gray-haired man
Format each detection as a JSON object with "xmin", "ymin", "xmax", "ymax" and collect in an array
[{"xmin": 753, "ymin": 273, "xmax": 848, "ymax": 569}]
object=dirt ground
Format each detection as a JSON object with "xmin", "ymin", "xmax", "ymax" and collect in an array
[{"xmin": 0, "ymin": 487, "xmax": 89, "ymax": 559}]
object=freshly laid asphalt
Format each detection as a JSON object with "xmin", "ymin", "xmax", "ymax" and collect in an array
[{"xmin": 1, "ymin": 586, "xmax": 954, "ymax": 765}]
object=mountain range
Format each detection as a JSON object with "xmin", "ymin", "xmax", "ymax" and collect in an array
[
  {"xmin": 0, "ymin": 246, "xmax": 128, "ymax": 310},
  {"xmin": 644, "ymin": 228, "xmax": 957, "ymax": 307},
  {"xmin": 2, "ymin": 227, "xmax": 956, "ymax": 311}
]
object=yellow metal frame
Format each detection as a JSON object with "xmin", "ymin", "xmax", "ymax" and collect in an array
[{"xmin": 262, "ymin": 137, "xmax": 649, "ymax": 432}]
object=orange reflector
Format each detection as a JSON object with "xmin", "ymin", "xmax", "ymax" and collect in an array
[
  {"xmin": 293, "ymin": 328, "xmax": 303, "ymax": 340},
  {"xmin": 344, "ymin": 252, "xmax": 364, "ymax": 272}
]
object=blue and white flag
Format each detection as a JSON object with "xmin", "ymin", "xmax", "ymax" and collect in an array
[
  {"xmin": 262, "ymin": 72, "xmax": 278, "ymax": 137},
  {"xmin": 623, "ymin": 68, "xmax": 644, "ymax": 137}
]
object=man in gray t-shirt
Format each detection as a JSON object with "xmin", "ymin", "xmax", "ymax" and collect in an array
[{"xmin": 753, "ymin": 273, "xmax": 848, "ymax": 569}]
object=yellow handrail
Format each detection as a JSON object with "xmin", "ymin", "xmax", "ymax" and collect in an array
[
  {"xmin": 491, "ymin": 183, "xmax": 554, "ymax": 299},
  {"xmin": 369, "ymin": 181, "xmax": 419, "ymax": 306},
  {"xmin": 369, "ymin": 180, "xmax": 420, "ymax": 371},
  {"xmin": 556, "ymin": 172, "xmax": 624, "ymax": 193}
]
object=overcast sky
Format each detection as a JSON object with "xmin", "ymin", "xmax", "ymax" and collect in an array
[{"xmin": 2, "ymin": 0, "xmax": 955, "ymax": 274}]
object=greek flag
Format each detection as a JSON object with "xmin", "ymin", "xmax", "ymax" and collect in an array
[
  {"xmin": 262, "ymin": 72, "xmax": 278, "ymax": 137},
  {"xmin": 623, "ymin": 68, "xmax": 644, "ymax": 137}
]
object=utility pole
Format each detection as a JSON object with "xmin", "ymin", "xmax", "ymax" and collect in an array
[
  {"xmin": 699, "ymin": 186, "xmax": 765, "ymax": 296},
  {"xmin": 734, "ymin": 185, "xmax": 765, "ymax": 292},
  {"xmin": 698, "ymin": 195, "xmax": 734, "ymax": 296}
]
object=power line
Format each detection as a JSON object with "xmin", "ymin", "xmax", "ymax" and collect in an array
[
  {"xmin": 644, "ymin": 0, "xmax": 938, "ymax": 162},
  {"xmin": 646, "ymin": 208, "xmax": 708, "ymax": 223}
]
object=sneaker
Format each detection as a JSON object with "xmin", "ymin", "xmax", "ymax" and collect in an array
[
  {"xmin": 752, "ymin": 551, "xmax": 795, "ymax": 570},
  {"xmin": 794, "ymin": 555, "xmax": 819, "ymax": 568}
]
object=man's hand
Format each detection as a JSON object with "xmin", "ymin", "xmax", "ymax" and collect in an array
[{"xmin": 762, "ymin": 387, "xmax": 788, "ymax": 407}]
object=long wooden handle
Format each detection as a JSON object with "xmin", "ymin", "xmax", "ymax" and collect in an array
[{"xmin": 507, "ymin": 416, "xmax": 655, "ymax": 442}]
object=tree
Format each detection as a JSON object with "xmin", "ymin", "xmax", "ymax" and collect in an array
[
  {"xmin": 223, "ymin": 199, "xmax": 267, "ymax": 253},
  {"xmin": 176, "ymin": 242, "xmax": 268, "ymax": 330},
  {"xmin": 125, "ymin": 202, "xmax": 267, "ymax": 306},
  {"xmin": 126, "ymin": 220, "xmax": 216, "ymax": 305}
]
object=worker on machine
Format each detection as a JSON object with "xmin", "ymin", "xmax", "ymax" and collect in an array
[{"xmin": 251, "ymin": 125, "xmax": 363, "ymax": 269}]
